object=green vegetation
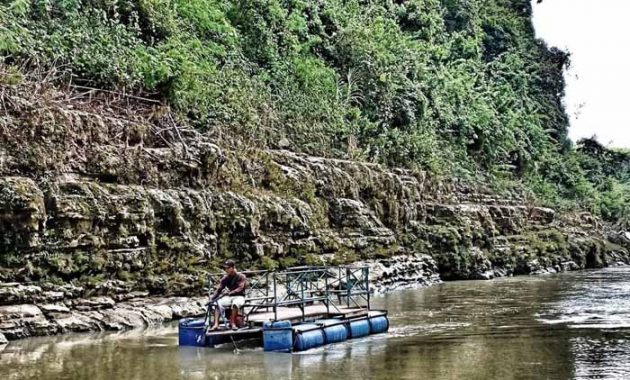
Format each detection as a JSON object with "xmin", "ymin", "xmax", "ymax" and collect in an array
[
  {"xmin": 0, "ymin": 0, "xmax": 627, "ymax": 221},
  {"xmin": 576, "ymin": 138, "xmax": 630, "ymax": 225}
]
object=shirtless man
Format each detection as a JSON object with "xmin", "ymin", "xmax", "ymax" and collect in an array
[{"xmin": 209, "ymin": 260, "xmax": 247, "ymax": 330}]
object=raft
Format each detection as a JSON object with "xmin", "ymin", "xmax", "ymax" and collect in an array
[
  {"xmin": 178, "ymin": 265, "xmax": 389, "ymax": 352},
  {"xmin": 260, "ymin": 312, "xmax": 388, "ymax": 352}
]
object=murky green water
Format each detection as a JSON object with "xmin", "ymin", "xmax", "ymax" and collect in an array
[{"xmin": 2, "ymin": 267, "xmax": 630, "ymax": 380}]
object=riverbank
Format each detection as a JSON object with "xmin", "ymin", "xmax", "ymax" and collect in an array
[
  {"xmin": 1, "ymin": 68, "xmax": 629, "ymax": 344},
  {"xmin": 0, "ymin": 254, "xmax": 441, "ymax": 343},
  {"xmin": 3, "ymin": 267, "xmax": 630, "ymax": 380},
  {"xmin": 0, "ymin": 292, "xmax": 206, "ymax": 343},
  {"xmin": 3, "ymin": 254, "xmax": 630, "ymax": 344}
]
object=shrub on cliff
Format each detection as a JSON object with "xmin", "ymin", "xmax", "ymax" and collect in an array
[{"xmin": 576, "ymin": 138, "xmax": 630, "ymax": 222}]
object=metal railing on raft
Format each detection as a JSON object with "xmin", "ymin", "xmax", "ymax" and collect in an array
[
  {"xmin": 206, "ymin": 264, "xmax": 371, "ymax": 322},
  {"xmin": 273, "ymin": 266, "xmax": 340, "ymax": 322}
]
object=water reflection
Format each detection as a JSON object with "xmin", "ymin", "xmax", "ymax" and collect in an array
[{"xmin": 1, "ymin": 268, "xmax": 629, "ymax": 379}]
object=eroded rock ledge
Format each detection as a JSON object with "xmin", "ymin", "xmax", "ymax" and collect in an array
[{"xmin": 0, "ymin": 282, "xmax": 206, "ymax": 342}]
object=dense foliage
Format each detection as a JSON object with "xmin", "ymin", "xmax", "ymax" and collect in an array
[
  {"xmin": 576, "ymin": 138, "xmax": 630, "ymax": 225},
  {"xmin": 0, "ymin": 0, "xmax": 627, "ymax": 221}
]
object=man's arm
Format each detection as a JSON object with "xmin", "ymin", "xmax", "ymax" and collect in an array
[{"xmin": 209, "ymin": 277, "xmax": 226, "ymax": 300}]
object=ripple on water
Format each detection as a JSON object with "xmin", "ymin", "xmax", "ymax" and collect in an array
[
  {"xmin": 387, "ymin": 322, "xmax": 472, "ymax": 338},
  {"xmin": 572, "ymin": 335, "xmax": 630, "ymax": 380},
  {"xmin": 536, "ymin": 270, "xmax": 630, "ymax": 330},
  {"xmin": 3, "ymin": 267, "xmax": 630, "ymax": 380}
]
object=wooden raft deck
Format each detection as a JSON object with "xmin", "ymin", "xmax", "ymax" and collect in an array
[{"xmin": 247, "ymin": 305, "xmax": 371, "ymax": 325}]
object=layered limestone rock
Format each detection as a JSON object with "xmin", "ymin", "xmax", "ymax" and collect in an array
[
  {"xmin": 0, "ymin": 74, "xmax": 628, "ymax": 341},
  {"xmin": 0, "ymin": 283, "xmax": 206, "ymax": 339},
  {"xmin": 366, "ymin": 254, "xmax": 441, "ymax": 293}
]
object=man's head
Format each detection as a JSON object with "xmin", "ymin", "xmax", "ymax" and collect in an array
[{"xmin": 223, "ymin": 259, "xmax": 236, "ymax": 275}]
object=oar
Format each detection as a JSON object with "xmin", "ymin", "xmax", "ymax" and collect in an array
[
  {"xmin": 229, "ymin": 334, "xmax": 241, "ymax": 354},
  {"xmin": 203, "ymin": 301, "xmax": 213, "ymax": 334}
]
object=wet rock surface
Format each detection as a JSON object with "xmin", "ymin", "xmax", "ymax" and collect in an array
[{"xmin": 0, "ymin": 284, "xmax": 206, "ymax": 339}]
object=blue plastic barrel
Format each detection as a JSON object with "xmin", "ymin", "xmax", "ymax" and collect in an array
[
  {"xmin": 316, "ymin": 319, "xmax": 348, "ymax": 344},
  {"xmin": 347, "ymin": 319, "xmax": 370, "ymax": 339},
  {"xmin": 263, "ymin": 321, "xmax": 293, "ymax": 352},
  {"xmin": 178, "ymin": 318, "xmax": 207, "ymax": 347},
  {"xmin": 368, "ymin": 315, "xmax": 389, "ymax": 335},
  {"xmin": 293, "ymin": 324, "xmax": 325, "ymax": 352}
]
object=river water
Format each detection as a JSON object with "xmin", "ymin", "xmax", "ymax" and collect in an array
[{"xmin": 2, "ymin": 267, "xmax": 630, "ymax": 380}]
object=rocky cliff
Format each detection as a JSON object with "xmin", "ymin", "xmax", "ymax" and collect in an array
[{"xmin": 1, "ymin": 72, "xmax": 629, "ymax": 342}]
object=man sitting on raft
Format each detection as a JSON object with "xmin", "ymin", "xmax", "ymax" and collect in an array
[{"xmin": 209, "ymin": 259, "xmax": 247, "ymax": 331}]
